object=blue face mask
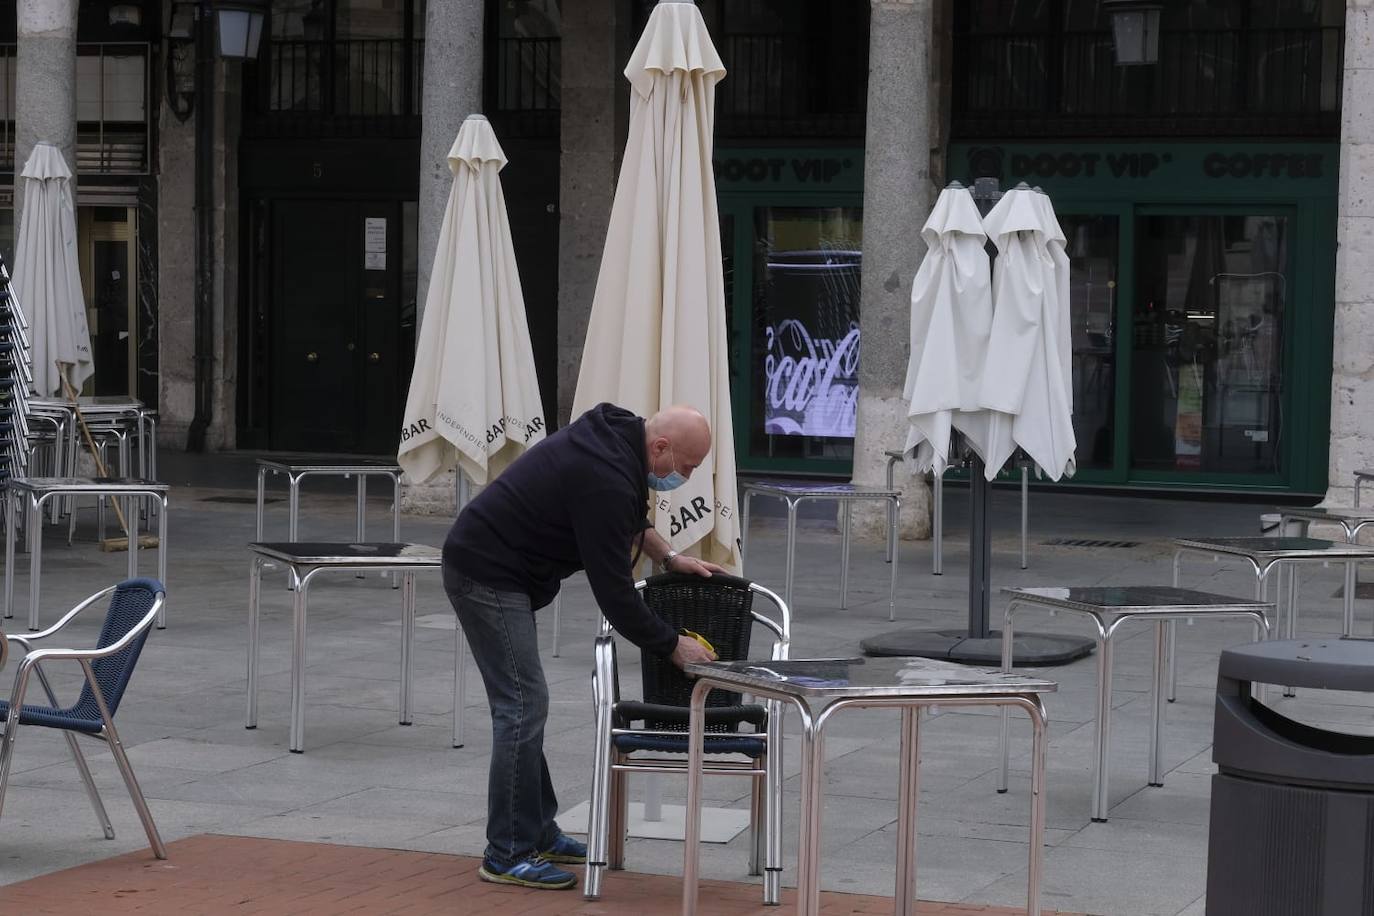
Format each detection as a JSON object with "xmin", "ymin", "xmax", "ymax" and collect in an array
[{"xmin": 648, "ymin": 446, "xmax": 687, "ymax": 492}]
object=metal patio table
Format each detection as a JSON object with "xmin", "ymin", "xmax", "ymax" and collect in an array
[
  {"xmin": 682, "ymin": 656, "xmax": 1056, "ymax": 916},
  {"xmin": 243, "ymin": 542, "xmax": 464, "ymax": 753},
  {"xmin": 1172, "ymin": 537, "xmax": 1374, "ymax": 639},
  {"xmin": 1355, "ymin": 469, "xmax": 1374, "ymax": 507},
  {"xmin": 255, "ymin": 457, "xmax": 403, "ymax": 546},
  {"xmin": 997, "ymin": 586, "xmax": 1271, "ymax": 823},
  {"xmin": 741, "ymin": 482, "xmax": 901, "ymax": 620},
  {"xmin": 3, "ymin": 477, "xmax": 169, "ymax": 631}
]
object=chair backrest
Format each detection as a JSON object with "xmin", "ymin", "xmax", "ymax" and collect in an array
[
  {"xmin": 637, "ymin": 573, "xmax": 757, "ymax": 711},
  {"xmin": 67, "ymin": 578, "xmax": 164, "ymax": 722}
]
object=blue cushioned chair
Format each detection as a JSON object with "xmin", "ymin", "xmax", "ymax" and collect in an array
[
  {"xmin": 0, "ymin": 578, "xmax": 167, "ymax": 858},
  {"xmin": 584, "ymin": 572, "xmax": 790, "ymax": 904}
]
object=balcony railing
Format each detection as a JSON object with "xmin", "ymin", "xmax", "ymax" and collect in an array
[
  {"xmin": 245, "ymin": 38, "xmax": 423, "ymax": 138},
  {"xmin": 954, "ymin": 26, "xmax": 1343, "ymax": 138}
]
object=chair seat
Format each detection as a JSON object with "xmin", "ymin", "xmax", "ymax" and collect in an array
[
  {"xmin": 613, "ymin": 732, "xmax": 766, "ymax": 758},
  {"xmin": 0, "ymin": 700, "xmax": 103, "ymax": 734}
]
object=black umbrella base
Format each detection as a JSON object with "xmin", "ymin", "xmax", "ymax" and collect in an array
[{"xmin": 861, "ymin": 628, "xmax": 1096, "ymax": 667}]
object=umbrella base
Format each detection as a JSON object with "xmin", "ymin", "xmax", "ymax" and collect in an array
[{"xmin": 860, "ymin": 628, "xmax": 1095, "ymax": 666}]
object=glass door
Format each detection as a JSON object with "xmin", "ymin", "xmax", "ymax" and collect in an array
[
  {"xmin": 77, "ymin": 206, "xmax": 138, "ymax": 397},
  {"xmin": 1129, "ymin": 208, "xmax": 1291, "ymax": 484}
]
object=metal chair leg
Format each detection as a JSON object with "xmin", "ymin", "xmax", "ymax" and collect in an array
[
  {"xmin": 103, "ymin": 721, "xmax": 167, "ymax": 859},
  {"xmin": 65, "ymin": 731, "xmax": 115, "ymax": 839}
]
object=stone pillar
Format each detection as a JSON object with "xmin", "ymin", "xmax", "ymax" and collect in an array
[
  {"xmin": 556, "ymin": 0, "xmax": 621, "ymax": 426},
  {"xmin": 851, "ymin": 0, "xmax": 935, "ymax": 539},
  {"xmin": 1328, "ymin": 0, "xmax": 1374, "ymax": 507},
  {"xmin": 403, "ymin": 0, "xmax": 484, "ymax": 512},
  {"xmin": 14, "ymin": 0, "xmax": 77, "ymax": 231},
  {"xmin": 417, "ymin": 0, "xmax": 484, "ymax": 322}
]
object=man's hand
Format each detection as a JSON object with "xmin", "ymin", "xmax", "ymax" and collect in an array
[
  {"xmin": 670, "ymin": 634, "xmax": 718, "ymax": 670},
  {"xmin": 665, "ymin": 554, "xmax": 729, "ymax": 578}
]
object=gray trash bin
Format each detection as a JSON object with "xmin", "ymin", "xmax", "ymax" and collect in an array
[{"xmin": 1207, "ymin": 638, "xmax": 1374, "ymax": 915}]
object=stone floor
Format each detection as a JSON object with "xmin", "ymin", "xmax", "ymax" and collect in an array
[{"xmin": 0, "ymin": 456, "xmax": 1368, "ymax": 916}]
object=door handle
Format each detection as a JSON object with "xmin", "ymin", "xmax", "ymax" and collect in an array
[
  {"xmin": 368, "ymin": 352, "xmax": 380, "ymax": 363},
  {"xmin": 306, "ymin": 351, "xmax": 318, "ymax": 363},
  {"xmin": 346, "ymin": 342, "xmax": 356, "ymax": 352}
]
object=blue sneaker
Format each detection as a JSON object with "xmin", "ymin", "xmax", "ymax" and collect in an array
[
  {"xmin": 540, "ymin": 833, "xmax": 587, "ymax": 864},
  {"xmin": 477, "ymin": 854, "xmax": 577, "ymax": 890}
]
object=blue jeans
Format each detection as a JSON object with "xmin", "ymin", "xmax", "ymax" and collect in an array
[{"xmin": 444, "ymin": 568, "xmax": 561, "ymax": 866}]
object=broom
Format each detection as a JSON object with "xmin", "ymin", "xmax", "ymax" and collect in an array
[{"xmin": 59, "ymin": 368, "xmax": 158, "ymax": 552}]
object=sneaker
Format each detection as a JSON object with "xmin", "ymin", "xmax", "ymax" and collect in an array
[
  {"xmin": 477, "ymin": 855, "xmax": 577, "ymax": 890},
  {"xmin": 540, "ymin": 833, "xmax": 587, "ymax": 865}
]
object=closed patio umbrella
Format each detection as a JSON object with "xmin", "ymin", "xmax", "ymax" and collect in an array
[
  {"xmin": 398, "ymin": 114, "xmax": 546, "ymax": 486},
  {"xmin": 902, "ymin": 184, "xmax": 993, "ymax": 475},
  {"xmin": 978, "ymin": 186, "xmax": 1076, "ymax": 481},
  {"xmin": 571, "ymin": 0, "xmax": 739, "ymax": 570},
  {"xmin": 15, "ymin": 142, "xmax": 92, "ymax": 397}
]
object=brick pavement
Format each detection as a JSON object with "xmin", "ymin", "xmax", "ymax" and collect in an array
[{"xmin": 0, "ymin": 835, "xmax": 1077, "ymax": 915}]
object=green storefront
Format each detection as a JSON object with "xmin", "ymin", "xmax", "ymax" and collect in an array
[{"xmin": 718, "ymin": 141, "xmax": 1337, "ymax": 498}]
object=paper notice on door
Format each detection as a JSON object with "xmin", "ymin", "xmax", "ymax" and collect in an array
[
  {"xmin": 365, "ymin": 251, "xmax": 387, "ymax": 271},
  {"xmin": 365, "ymin": 218, "xmax": 387, "ymax": 253}
]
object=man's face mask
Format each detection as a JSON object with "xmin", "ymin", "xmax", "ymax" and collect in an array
[{"xmin": 648, "ymin": 444, "xmax": 686, "ymax": 492}]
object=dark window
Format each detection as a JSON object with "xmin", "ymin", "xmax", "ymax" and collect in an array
[{"xmin": 953, "ymin": 0, "xmax": 1344, "ymax": 139}]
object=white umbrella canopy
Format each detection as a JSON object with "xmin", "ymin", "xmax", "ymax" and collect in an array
[
  {"xmin": 978, "ymin": 186, "xmax": 1076, "ymax": 481},
  {"xmin": 571, "ymin": 0, "xmax": 739, "ymax": 570},
  {"xmin": 14, "ymin": 142, "xmax": 92, "ymax": 397},
  {"xmin": 398, "ymin": 114, "xmax": 546, "ymax": 486},
  {"xmin": 902, "ymin": 185, "xmax": 993, "ymax": 475}
]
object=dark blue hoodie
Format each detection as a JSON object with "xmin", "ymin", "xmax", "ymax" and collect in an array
[{"xmin": 443, "ymin": 403, "xmax": 679, "ymax": 657}]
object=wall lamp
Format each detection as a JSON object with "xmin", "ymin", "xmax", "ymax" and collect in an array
[{"xmin": 166, "ymin": 0, "xmax": 269, "ymax": 121}]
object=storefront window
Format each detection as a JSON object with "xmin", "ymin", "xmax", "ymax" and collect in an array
[
  {"xmin": 749, "ymin": 206, "xmax": 861, "ymax": 464},
  {"xmin": 1063, "ymin": 214, "xmax": 1118, "ymax": 471},
  {"xmin": 1131, "ymin": 213, "xmax": 1288, "ymax": 475}
]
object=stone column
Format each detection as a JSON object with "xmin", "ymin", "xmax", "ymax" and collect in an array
[
  {"xmin": 556, "ymin": 0, "xmax": 621, "ymax": 426},
  {"xmin": 14, "ymin": 0, "xmax": 78, "ymax": 232},
  {"xmin": 401, "ymin": 0, "xmax": 484, "ymax": 511},
  {"xmin": 1328, "ymin": 0, "xmax": 1374, "ymax": 507},
  {"xmin": 851, "ymin": 0, "xmax": 935, "ymax": 539},
  {"xmin": 417, "ymin": 0, "xmax": 484, "ymax": 322}
]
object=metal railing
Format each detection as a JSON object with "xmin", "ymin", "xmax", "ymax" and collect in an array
[
  {"xmin": 955, "ymin": 26, "xmax": 1343, "ymax": 137},
  {"xmin": 716, "ymin": 32, "xmax": 863, "ymax": 138},
  {"xmin": 246, "ymin": 38, "xmax": 422, "ymax": 137},
  {"xmin": 493, "ymin": 36, "xmax": 560, "ymax": 112}
]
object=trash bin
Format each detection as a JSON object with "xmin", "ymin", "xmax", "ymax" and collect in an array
[
  {"xmin": 1207, "ymin": 638, "xmax": 1374, "ymax": 915},
  {"xmin": 1259, "ymin": 512, "xmax": 1308, "ymax": 538}
]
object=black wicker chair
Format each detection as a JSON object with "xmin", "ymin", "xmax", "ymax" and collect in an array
[{"xmin": 584, "ymin": 572, "xmax": 790, "ymax": 904}]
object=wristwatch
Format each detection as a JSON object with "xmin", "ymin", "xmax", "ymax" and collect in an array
[{"xmin": 660, "ymin": 550, "xmax": 679, "ymax": 573}]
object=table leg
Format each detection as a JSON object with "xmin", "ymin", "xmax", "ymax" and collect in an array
[
  {"xmin": 932, "ymin": 472, "xmax": 943, "ymax": 576},
  {"xmin": 682, "ymin": 679, "xmax": 713, "ymax": 916},
  {"xmin": 126, "ymin": 497, "xmax": 138, "ymax": 580},
  {"xmin": 391, "ymin": 474, "xmax": 402, "ymax": 589},
  {"xmin": 1025, "ymin": 696, "xmax": 1049, "ymax": 916},
  {"xmin": 4, "ymin": 488, "xmax": 14, "ymax": 621},
  {"xmin": 1020, "ymin": 464, "xmax": 1028, "ymax": 570},
  {"xmin": 894, "ymin": 707, "xmax": 921, "ymax": 916},
  {"xmin": 453, "ymin": 615, "xmax": 467, "ymax": 748},
  {"xmin": 289, "ymin": 571, "xmax": 309, "ymax": 753},
  {"xmin": 784, "ymin": 500, "xmax": 798, "ymax": 612},
  {"xmin": 1166, "ymin": 620, "xmax": 1177, "ymax": 703},
  {"xmin": 551, "ymin": 593, "xmax": 561, "ymax": 658},
  {"xmin": 1092, "ymin": 632, "xmax": 1114, "ymax": 822},
  {"xmin": 1148, "ymin": 620, "xmax": 1167, "ymax": 787},
  {"xmin": 400, "ymin": 572, "xmax": 414, "ymax": 725},
  {"xmin": 839, "ymin": 501, "xmax": 851, "ymax": 610},
  {"xmin": 797, "ymin": 712, "xmax": 825, "ymax": 916},
  {"xmin": 246, "ymin": 558, "xmax": 262, "ymax": 728},
  {"xmin": 287, "ymin": 476, "xmax": 301, "ymax": 592},
  {"xmin": 28, "ymin": 494, "xmax": 41, "ymax": 632},
  {"xmin": 255, "ymin": 467, "xmax": 266, "ymax": 540},
  {"xmin": 997, "ymin": 604, "xmax": 1016, "ymax": 794},
  {"xmin": 885, "ymin": 457, "xmax": 897, "ymax": 565},
  {"xmin": 355, "ymin": 476, "xmax": 367, "ymax": 580},
  {"xmin": 889, "ymin": 498, "xmax": 900, "ymax": 622},
  {"xmin": 156, "ymin": 497, "xmax": 168, "ymax": 629},
  {"xmin": 1343, "ymin": 561, "xmax": 1356, "ymax": 638}
]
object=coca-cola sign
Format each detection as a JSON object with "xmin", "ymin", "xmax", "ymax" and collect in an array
[{"xmin": 763, "ymin": 319, "xmax": 860, "ymax": 438}]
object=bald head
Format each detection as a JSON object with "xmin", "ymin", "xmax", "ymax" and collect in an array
[{"xmin": 645, "ymin": 405, "xmax": 711, "ymax": 482}]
